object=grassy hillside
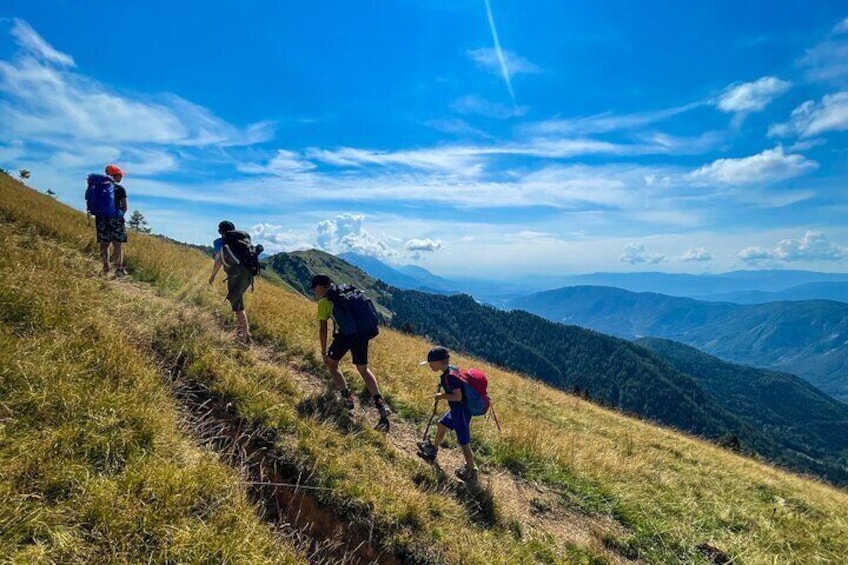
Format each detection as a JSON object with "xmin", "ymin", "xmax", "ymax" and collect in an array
[
  {"xmin": 3, "ymin": 174, "xmax": 848, "ymax": 564},
  {"xmin": 509, "ymin": 285, "xmax": 848, "ymax": 402},
  {"xmin": 637, "ymin": 338, "xmax": 848, "ymax": 484}
]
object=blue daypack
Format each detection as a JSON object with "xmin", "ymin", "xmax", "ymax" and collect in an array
[
  {"xmin": 85, "ymin": 174, "xmax": 121, "ymax": 218},
  {"xmin": 326, "ymin": 284, "xmax": 380, "ymax": 340}
]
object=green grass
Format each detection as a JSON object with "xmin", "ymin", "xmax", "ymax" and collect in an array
[{"xmin": 3, "ymin": 174, "xmax": 848, "ymax": 564}]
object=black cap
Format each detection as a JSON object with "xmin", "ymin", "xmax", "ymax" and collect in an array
[
  {"xmin": 420, "ymin": 346, "xmax": 450, "ymax": 365},
  {"xmin": 310, "ymin": 274, "xmax": 332, "ymax": 289},
  {"xmin": 218, "ymin": 220, "xmax": 235, "ymax": 233}
]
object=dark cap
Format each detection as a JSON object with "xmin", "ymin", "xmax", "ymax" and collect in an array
[
  {"xmin": 218, "ymin": 220, "xmax": 235, "ymax": 233},
  {"xmin": 419, "ymin": 346, "xmax": 450, "ymax": 365},
  {"xmin": 310, "ymin": 274, "xmax": 332, "ymax": 289}
]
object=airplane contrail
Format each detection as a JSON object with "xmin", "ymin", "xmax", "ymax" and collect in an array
[{"xmin": 483, "ymin": 0, "xmax": 515, "ymax": 101}]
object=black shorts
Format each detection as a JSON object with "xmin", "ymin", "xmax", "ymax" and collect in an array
[
  {"xmin": 95, "ymin": 216, "xmax": 128, "ymax": 243},
  {"xmin": 327, "ymin": 334, "xmax": 370, "ymax": 365},
  {"xmin": 225, "ymin": 266, "xmax": 253, "ymax": 312}
]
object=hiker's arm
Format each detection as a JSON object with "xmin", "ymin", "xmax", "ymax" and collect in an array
[
  {"xmin": 208, "ymin": 256, "xmax": 222, "ymax": 285},
  {"xmin": 319, "ymin": 320, "xmax": 329, "ymax": 357},
  {"xmin": 115, "ymin": 185, "xmax": 128, "ymax": 214},
  {"xmin": 438, "ymin": 389, "xmax": 462, "ymax": 402}
]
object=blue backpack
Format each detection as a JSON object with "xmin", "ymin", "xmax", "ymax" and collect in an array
[
  {"xmin": 85, "ymin": 174, "xmax": 121, "ymax": 218},
  {"xmin": 326, "ymin": 284, "xmax": 380, "ymax": 340}
]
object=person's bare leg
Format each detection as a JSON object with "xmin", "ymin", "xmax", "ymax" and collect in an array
[
  {"xmin": 114, "ymin": 242, "xmax": 124, "ymax": 271},
  {"xmin": 325, "ymin": 357, "xmax": 348, "ymax": 391},
  {"xmin": 461, "ymin": 443, "xmax": 475, "ymax": 469},
  {"xmin": 235, "ymin": 310, "xmax": 251, "ymax": 341},
  {"xmin": 355, "ymin": 365, "xmax": 381, "ymax": 397},
  {"xmin": 100, "ymin": 242, "xmax": 111, "ymax": 272},
  {"xmin": 433, "ymin": 423, "xmax": 448, "ymax": 447}
]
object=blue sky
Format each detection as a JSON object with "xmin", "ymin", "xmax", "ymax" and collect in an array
[{"xmin": 1, "ymin": 1, "xmax": 847, "ymax": 278}]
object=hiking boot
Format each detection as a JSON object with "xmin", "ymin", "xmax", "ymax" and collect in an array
[
  {"xmin": 340, "ymin": 389, "xmax": 355, "ymax": 411},
  {"xmin": 115, "ymin": 266, "xmax": 127, "ymax": 277},
  {"xmin": 374, "ymin": 414, "xmax": 390, "ymax": 432},
  {"xmin": 236, "ymin": 330, "xmax": 253, "ymax": 346},
  {"xmin": 455, "ymin": 465, "xmax": 478, "ymax": 482},
  {"xmin": 416, "ymin": 441, "xmax": 438, "ymax": 462}
]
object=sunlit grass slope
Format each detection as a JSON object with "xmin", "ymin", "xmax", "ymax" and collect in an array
[
  {"xmin": 0, "ymin": 186, "xmax": 304, "ymax": 562},
  {"xmin": 2, "ymin": 174, "xmax": 848, "ymax": 564}
]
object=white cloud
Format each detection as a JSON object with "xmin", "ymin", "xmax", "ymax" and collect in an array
[
  {"xmin": 405, "ymin": 238, "xmax": 444, "ymax": 261},
  {"xmin": 467, "ymin": 47, "xmax": 541, "ymax": 77},
  {"xmin": 451, "ymin": 94, "xmax": 528, "ymax": 119},
  {"xmin": 305, "ymin": 146, "xmax": 484, "ymax": 176},
  {"xmin": 681, "ymin": 246, "xmax": 713, "ymax": 262},
  {"xmin": 799, "ymin": 25, "xmax": 848, "ymax": 83},
  {"xmin": 238, "ymin": 149, "xmax": 317, "ymax": 177},
  {"xmin": 717, "ymin": 77, "xmax": 791, "ymax": 113},
  {"xmin": 405, "ymin": 238, "xmax": 443, "ymax": 252},
  {"xmin": 250, "ymin": 223, "xmax": 314, "ymax": 254},
  {"xmin": 739, "ymin": 231, "xmax": 847, "ymax": 265},
  {"xmin": 0, "ymin": 19, "xmax": 274, "ymax": 157},
  {"xmin": 688, "ymin": 146, "xmax": 817, "ymax": 185},
  {"xmin": 9, "ymin": 18, "xmax": 75, "ymax": 67},
  {"xmin": 769, "ymin": 91, "xmax": 848, "ymax": 138},
  {"xmin": 316, "ymin": 213, "xmax": 398, "ymax": 260},
  {"xmin": 521, "ymin": 103, "xmax": 703, "ymax": 136},
  {"xmin": 619, "ymin": 243, "xmax": 665, "ymax": 265}
]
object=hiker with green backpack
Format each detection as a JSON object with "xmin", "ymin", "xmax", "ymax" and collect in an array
[
  {"xmin": 209, "ymin": 220, "xmax": 263, "ymax": 346},
  {"xmin": 417, "ymin": 346, "xmax": 497, "ymax": 482},
  {"xmin": 311, "ymin": 274, "xmax": 390, "ymax": 431}
]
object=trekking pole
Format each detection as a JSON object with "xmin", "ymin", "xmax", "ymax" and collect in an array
[
  {"xmin": 421, "ymin": 383, "xmax": 442, "ymax": 443},
  {"xmin": 489, "ymin": 401, "xmax": 502, "ymax": 433}
]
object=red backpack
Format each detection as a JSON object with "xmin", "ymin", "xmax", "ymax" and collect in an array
[{"xmin": 451, "ymin": 368, "xmax": 491, "ymax": 416}]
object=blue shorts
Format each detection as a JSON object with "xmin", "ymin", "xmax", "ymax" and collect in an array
[{"xmin": 439, "ymin": 404, "xmax": 472, "ymax": 446}]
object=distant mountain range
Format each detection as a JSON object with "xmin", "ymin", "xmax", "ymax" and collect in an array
[
  {"xmin": 698, "ymin": 281, "xmax": 848, "ymax": 304},
  {"xmin": 336, "ymin": 253, "xmax": 848, "ymax": 303},
  {"xmin": 508, "ymin": 286, "xmax": 848, "ymax": 403},
  {"xmin": 261, "ymin": 249, "xmax": 848, "ymax": 484}
]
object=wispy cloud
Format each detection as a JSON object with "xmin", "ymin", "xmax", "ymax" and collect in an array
[
  {"xmin": 688, "ymin": 146, "xmax": 818, "ymax": 185},
  {"xmin": 452, "ymin": 94, "xmax": 528, "ymax": 119},
  {"xmin": 0, "ymin": 18, "xmax": 274, "ymax": 177},
  {"xmin": 717, "ymin": 77, "xmax": 791, "ymax": 113},
  {"xmin": 799, "ymin": 17, "xmax": 848, "ymax": 84},
  {"xmin": 467, "ymin": 47, "xmax": 540, "ymax": 78},
  {"xmin": 520, "ymin": 103, "xmax": 703, "ymax": 136},
  {"xmin": 619, "ymin": 243, "xmax": 665, "ymax": 265},
  {"xmin": 473, "ymin": 0, "xmax": 538, "ymax": 101},
  {"xmin": 769, "ymin": 91, "xmax": 848, "ymax": 138},
  {"xmin": 8, "ymin": 18, "xmax": 75, "ymax": 67},
  {"xmin": 739, "ymin": 231, "xmax": 847, "ymax": 264},
  {"xmin": 237, "ymin": 149, "xmax": 316, "ymax": 177}
]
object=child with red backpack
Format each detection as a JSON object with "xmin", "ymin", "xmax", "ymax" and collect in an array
[{"xmin": 417, "ymin": 346, "xmax": 485, "ymax": 482}]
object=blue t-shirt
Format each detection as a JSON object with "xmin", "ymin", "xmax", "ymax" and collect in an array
[
  {"xmin": 440, "ymin": 366, "xmax": 465, "ymax": 409},
  {"xmin": 213, "ymin": 237, "xmax": 224, "ymax": 255}
]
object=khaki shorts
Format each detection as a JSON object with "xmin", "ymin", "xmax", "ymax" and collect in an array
[{"xmin": 225, "ymin": 266, "xmax": 253, "ymax": 312}]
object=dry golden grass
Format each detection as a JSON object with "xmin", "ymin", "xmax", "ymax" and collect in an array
[{"xmin": 2, "ymin": 174, "xmax": 848, "ymax": 564}]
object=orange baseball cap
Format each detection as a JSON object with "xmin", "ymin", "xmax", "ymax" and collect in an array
[{"xmin": 104, "ymin": 164, "xmax": 126, "ymax": 176}]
